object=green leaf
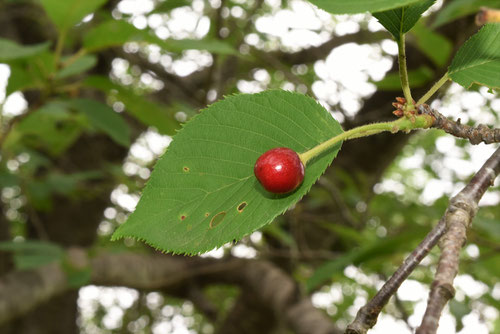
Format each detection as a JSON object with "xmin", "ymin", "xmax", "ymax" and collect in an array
[
  {"xmin": 26, "ymin": 171, "xmax": 103, "ymax": 211},
  {"xmin": 474, "ymin": 217, "xmax": 500, "ymax": 242},
  {"xmin": 39, "ymin": 0, "xmax": 107, "ymax": 31},
  {"xmin": 0, "ymin": 169, "xmax": 19, "ymax": 188},
  {"xmin": 83, "ymin": 19, "xmax": 237, "ymax": 55},
  {"xmin": 374, "ymin": 66, "xmax": 433, "ymax": 90},
  {"xmin": 448, "ymin": 23, "xmax": 500, "ymax": 90},
  {"xmin": 64, "ymin": 98, "xmax": 131, "ymax": 147},
  {"xmin": 307, "ymin": 0, "xmax": 424, "ymax": 15},
  {"xmin": 4, "ymin": 102, "xmax": 84, "ymax": 156},
  {"xmin": 5, "ymin": 50, "xmax": 59, "ymax": 95},
  {"xmin": 66, "ymin": 267, "xmax": 92, "ymax": 288},
  {"xmin": 0, "ymin": 38, "xmax": 50, "ymax": 62},
  {"xmin": 112, "ymin": 90, "xmax": 343, "ymax": 255},
  {"xmin": 56, "ymin": 55, "xmax": 97, "ymax": 79},
  {"xmin": 165, "ymin": 39, "xmax": 237, "ymax": 55},
  {"xmin": 6, "ymin": 65, "xmax": 41, "ymax": 95},
  {"xmin": 432, "ymin": 0, "xmax": 500, "ymax": 28},
  {"xmin": 307, "ymin": 226, "xmax": 427, "ymax": 290},
  {"xmin": 152, "ymin": 0, "xmax": 191, "ymax": 13},
  {"xmin": 83, "ymin": 75, "xmax": 179, "ymax": 135},
  {"xmin": 411, "ymin": 21, "xmax": 453, "ymax": 67},
  {"xmin": 0, "ymin": 240, "xmax": 65, "ymax": 270},
  {"xmin": 373, "ymin": 0, "xmax": 435, "ymax": 40},
  {"xmin": 83, "ymin": 20, "xmax": 152, "ymax": 51}
]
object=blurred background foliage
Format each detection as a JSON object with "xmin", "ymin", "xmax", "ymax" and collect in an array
[{"xmin": 0, "ymin": 0, "xmax": 499, "ymax": 333}]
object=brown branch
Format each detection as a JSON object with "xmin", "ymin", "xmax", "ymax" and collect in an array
[
  {"xmin": 347, "ymin": 146, "xmax": 500, "ymax": 334},
  {"xmin": 0, "ymin": 250, "xmax": 340, "ymax": 334},
  {"xmin": 419, "ymin": 104, "xmax": 500, "ymax": 145},
  {"xmin": 345, "ymin": 219, "xmax": 446, "ymax": 334},
  {"xmin": 417, "ymin": 146, "xmax": 500, "ymax": 334}
]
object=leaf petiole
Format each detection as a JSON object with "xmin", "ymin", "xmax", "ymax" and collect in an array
[
  {"xmin": 398, "ymin": 34, "xmax": 414, "ymax": 107},
  {"xmin": 416, "ymin": 72, "xmax": 449, "ymax": 105},
  {"xmin": 298, "ymin": 114, "xmax": 434, "ymax": 166}
]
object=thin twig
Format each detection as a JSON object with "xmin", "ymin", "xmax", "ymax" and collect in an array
[
  {"xmin": 345, "ymin": 219, "xmax": 446, "ymax": 334},
  {"xmin": 417, "ymin": 146, "xmax": 500, "ymax": 334},
  {"xmin": 393, "ymin": 292, "xmax": 414, "ymax": 332},
  {"xmin": 419, "ymin": 104, "xmax": 500, "ymax": 145},
  {"xmin": 317, "ymin": 177, "xmax": 359, "ymax": 228},
  {"xmin": 415, "ymin": 72, "xmax": 449, "ymax": 106},
  {"xmin": 346, "ymin": 145, "xmax": 500, "ymax": 334}
]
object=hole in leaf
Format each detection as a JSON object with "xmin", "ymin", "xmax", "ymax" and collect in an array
[
  {"xmin": 183, "ymin": 166, "xmax": 190, "ymax": 172},
  {"xmin": 237, "ymin": 202, "xmax": 247, "ymax": 212},
  {"xmin": 209, "ymin": 211, "xmax": 226, "ymax": 229}
]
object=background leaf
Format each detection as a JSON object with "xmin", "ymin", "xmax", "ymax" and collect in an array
[
  {"xmin": 6, "ymin": 65, "xmax": 43, "ymax": 95},
  {"xmin": 373, "ymin": 0, "xmax": 435, "ymax": 41},
  {"xmin": 152, "ymin": 0, "xmax": 191, "ymax": 13},
  {"xmin": 83, "ymin": 20, "xmax": 152, "ymax": 51},
  {"xmin": 164, "ymin": 39, "xmax": 237, "ymax": 55},
  {"xmin": 39, "ymin": 0, "xmax": 107, "ymax": 31},
  {"xmin": 374, "ymin": 66, "xmax": 433, "ymax": 90},
  {"xmin": 64, "ymin": 98, "xmax": 131, "ymax": 147},
  {"xmin": 0, "ymin": 240, "xmax": 65, "ymax": 270},
  {"xmin": 83, "ymin": 20, "xmax": 237, "ymax": 55},
  {"xmin": 112, "ymin": 90, "xmax": 343, "ymax": 255},
  {"xmin": 56, "ymin": 55, "xmax": 97, "ymax": 79},
  {"xmin": 448, "ymin": 23, "xmax": 500, "ymax": 90},
  {"xmin": 410, "ymin": 21, "xmax": 453, "ymax": 67},
  {"xmin": 83, "ymin": 75, "xmax": 179, "ymax": 135},
  {"xmin": 4, "ymin": 103, "xmax": 84, "ymax": 156},
  {"xmin": 307, "ymin": 226, "xmax": 427, "ymax": 290},
  {"xmin": 307, "ymin": 0, "xmax": 424, "ymax": 15},
  {"xmin": 0, "ymin": 39, "xmax": 50, "ymax": 61}
]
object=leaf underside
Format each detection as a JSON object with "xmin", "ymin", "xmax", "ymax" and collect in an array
[{"xmin": 112, "ymin": 90, "xmax": 343, "ymax": 255}]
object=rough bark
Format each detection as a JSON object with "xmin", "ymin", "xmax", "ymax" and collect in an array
[{"xmin": 0, "ymin": 251, "xmax": 340, "ymax": 334}]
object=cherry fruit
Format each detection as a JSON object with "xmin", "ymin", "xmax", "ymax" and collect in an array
[{"xmin": 254, "ymin": 147, "xmax": 305, "ymax": 194}]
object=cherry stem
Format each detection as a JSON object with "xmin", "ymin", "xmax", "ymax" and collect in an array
[{"xmin": 298, "ymin": 114, "xmax": 434, "ymax": 166}]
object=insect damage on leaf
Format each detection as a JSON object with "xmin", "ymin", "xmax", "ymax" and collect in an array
[{"xmin": 209, "ymin": 211, "xmax": 227, "ymax": 229}]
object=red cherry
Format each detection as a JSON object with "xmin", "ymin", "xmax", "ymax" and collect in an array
[{"xmin": 254, "ymin": 147, "xmax": 305, "ymax": 194}]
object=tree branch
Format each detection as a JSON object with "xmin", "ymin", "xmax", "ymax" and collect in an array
[
  {"xmin": 417, "ymin": 146, "xmax": 500, "ymax": 334},
  {"xmin": 346, "ymin": 219, "xmax": 446, "ymax": 334},
  {"xmin": 347, "ymin": 145, "xmax": 500, "ymax": 334},
  {"xmin": 0, "ymin": 251, "xmax": 340, "ymax": 334},
  {"xmin": 420, "ymin": 103, "xmax": 500, "ymax": 145}
]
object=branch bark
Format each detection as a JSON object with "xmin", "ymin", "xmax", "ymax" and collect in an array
[
  {"xmin": 347, "ymin": 146, "xmax": 500, "ymax": 334},
  {"xmin": 346, "ymin": 219, "xmax": 446, "ymax": 334},
  {"xmin": 420, "ymin": 104, "xmax": 500, "ymax": 145},
  {"xmin": 0, "ymin": 251, "xmax": 340, "ymax": 334},
  {"xmin": 417, "ymin": 146, "xmax": 500, "ymax": 334}
]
